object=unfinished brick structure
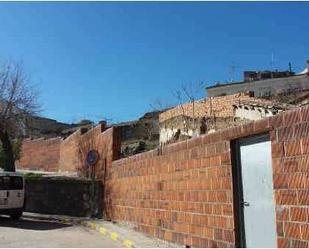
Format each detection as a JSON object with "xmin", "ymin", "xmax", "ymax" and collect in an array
[
  {"xmin": 158, "ymin": 92, "xmax": 287, "ymax": 144},
  {"xmin": 159, "ymin": 92, "xmax": 274, "ymax": 123},
  {"xmin": 17, "ymin": 104, "xmax": 309, "ymax": 247}
]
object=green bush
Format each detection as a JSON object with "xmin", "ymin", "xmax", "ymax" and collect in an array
[{"xmin": 24, "ymin": 172, "xmax": 43, "ymax": 180}]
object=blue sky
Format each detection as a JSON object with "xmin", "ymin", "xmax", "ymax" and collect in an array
[{"xmin": 0, "ymin": 2, "xmax": 308, "ymax": 124}]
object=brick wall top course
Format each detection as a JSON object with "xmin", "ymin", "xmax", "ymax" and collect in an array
[
  {"xmin": 111, "ymin": 104, "xmax": 309, "ymax": 175},
  {"xmin": 113, "ymin": 111, "xmax": 277, "ymax": 166}
]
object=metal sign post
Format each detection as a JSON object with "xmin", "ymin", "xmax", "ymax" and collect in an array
[{"xmin": 86, "ymin": 150, "xmax": 99, "ymax": 217}]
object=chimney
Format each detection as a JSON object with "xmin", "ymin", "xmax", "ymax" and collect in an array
[{"xmin": 98, "ymin": 120, "xmax": 107, "ymax": 131}]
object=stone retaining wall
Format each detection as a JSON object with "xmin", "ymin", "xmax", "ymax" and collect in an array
[{"xmin": 25, "ymin": 177, "xmax": 102, "ymax": 217}]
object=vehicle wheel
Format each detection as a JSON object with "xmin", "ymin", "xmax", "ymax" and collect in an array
[{"xmin": 10, "ymin": 210, "xmax": 23, "ymax": 220}]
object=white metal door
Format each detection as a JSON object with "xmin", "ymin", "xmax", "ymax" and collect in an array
[{"xmin": 239, "ymin": 135, "xmax": 277, "ymax": 248}]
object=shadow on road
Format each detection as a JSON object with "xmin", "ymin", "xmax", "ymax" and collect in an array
[{"xmin": 0, "ymin": 215, "xmax": 71, "ymax": 231}]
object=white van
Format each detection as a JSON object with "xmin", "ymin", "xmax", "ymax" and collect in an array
[{"xmin": 0, "ymin": 171, "xmax": 25, "ymax": 219}]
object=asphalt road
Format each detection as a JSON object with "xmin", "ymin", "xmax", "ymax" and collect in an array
[{"xmin": 0, "ymin": 214, "xmax": 123, "ymax": 248}]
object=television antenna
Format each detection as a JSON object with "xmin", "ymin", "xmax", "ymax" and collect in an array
[
  {"xmin": 228, "ymin": 62, "xmax": 238, "ymax": 82},
  {"xmin": 270, "ymin": 52, "xmax": 275, "ymax": 70}
]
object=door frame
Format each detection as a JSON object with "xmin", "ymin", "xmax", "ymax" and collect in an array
[{"xmin": 231, "ymin": 133, "xmax": 271, "ymax": 248}]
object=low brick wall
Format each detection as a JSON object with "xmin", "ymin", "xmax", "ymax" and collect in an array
[{"xmin": 25, "ymin": 177, "xmax": 103, "ymax": 217}]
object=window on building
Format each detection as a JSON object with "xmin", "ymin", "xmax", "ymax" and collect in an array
[{"xmin": 249, "ymin": 91, "xmax": 255, "ymax": 97}]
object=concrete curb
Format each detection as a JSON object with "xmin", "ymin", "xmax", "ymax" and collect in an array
[
  {"xmin": 23, "ymin": 213, "xmax": 179, "ymax": 248},
  {"xmin": 60, "ymin": 217, "xmax": 135, "ymax": 248}
]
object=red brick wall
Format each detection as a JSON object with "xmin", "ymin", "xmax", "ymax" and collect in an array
[
  {"xmin": 271, "ymin": 108, "xmax": 309, "ymax": 247},
  {"xmin": 58, "ymin": 130, "xmax": 82, "ymax": 173},
  {"xmin": 106, "ymin": 138, "xmax": 235, "ymax": 247},
  {"xmin": 16, "ymin": 137, "xmax": 62, "ymax": 172},
  {"xmin": 17, "ymin": 105, "xmax": 309, "ymax": 247},
  {"xmin": 17, "ymin": 124, "xmax": 118, "ymax": 174},
  {"xmin": 58, "ymin": 125, "xmax": 119, "ymax": 176},
  {"xmin": 105, "ymin": 105, "xmax": 309, "ymax": 247}
]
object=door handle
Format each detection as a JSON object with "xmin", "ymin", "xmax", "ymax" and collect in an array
[{"xmin": 241, "ymin": 201, "xmax": 250, "ymax": 207}]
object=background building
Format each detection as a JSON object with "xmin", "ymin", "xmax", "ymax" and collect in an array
[{"xmin": 206, "ymin": 61, "xmax": 309, "ymax": 98}]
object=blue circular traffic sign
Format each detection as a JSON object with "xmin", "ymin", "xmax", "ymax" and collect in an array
[{"xmin": 86, "ymin": 150, "xmax": 99, "ymax": 166}]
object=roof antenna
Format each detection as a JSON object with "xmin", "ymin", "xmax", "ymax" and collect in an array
[
  {"xmin": 270, "ymin": 52, "xmax": 275, "ymax": 71},
  {"xmin": 288, "ymin": 62, "xmax": 292, "ymax": 73},
  {"xmin": 228, "ymin": 62, "xmax": 237, "ymax": 83}
]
